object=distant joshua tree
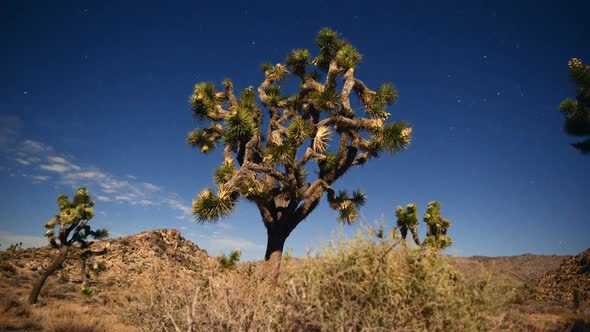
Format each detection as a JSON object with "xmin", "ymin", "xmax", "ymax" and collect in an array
[
  {"xmin": 186, "ymin": 28, "xmax": 412, "ymax": 278},
  {"xmin": 395, "ymin": 203, "xmax": 420, "ymax": 245},
  {"xmin": 395, "ymin": 201, "xmax": 452, "ymax": 250},
  {"xmin": 559, "ymin": 58, "xmax": 590, "ymax": 154},
  {"xmin": 28, "ymin": 188, "xmax": 109, "ymax": 304},
  {"xmin": 422, "ymin": 201, "xmax": 452, "ymax": 250}
]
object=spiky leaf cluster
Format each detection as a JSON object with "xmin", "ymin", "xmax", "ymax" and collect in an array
[
  {"xmin": 44, "ymin": 188, "xmax": 108, "ymax": 249},
  {"xmin": 559, "ymin": 58, "xmax": 590, "ymax": 154},
  {"xmin": 286, "ymin": 49, "xmax": 310, "ymax": 77},
  {"xmin": 187, "ymin": 128, "xmax": 217, "ymax": 153},
  {"xmin": 192, "ymin": 188, "xmax": 236, "ymax": 223},
  {"xmin": 365, "ymin": 83, "xmax": 398, "ymax": 119},
  {"xmin": 335, "ymin": 43, "xmax": 363, "ymax": 69},
  {"xmin": 314, "ymin": 28, "xmax": 344, "ymax": 71},
  {"xmin": 186, "ymin": 28, "xmax": 412, "ymax": 236},
  {"xmin": 287, "ymin": 118, "xmax": 312, "ymax": 144},
  {"xmin": 214, "ymin": 162, "xmax": 236, "ymax": 184},
  {"xmin": 311, "ymin": 88, "xmax": 340, "ymax": 111},
  {"xmin": 329, "ymin": 189, "xmax": 366, "ymax": 224},
  {"xmin": 189, "ymin": 82, "xmax": 218, "ymax": 120}
]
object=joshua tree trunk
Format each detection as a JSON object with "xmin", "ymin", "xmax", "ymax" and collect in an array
[
  {"xmin": 410, "ymin": 224, "xmax": 420, "ymax": 246},
  {"xmin": 263, "ymin": 222, "xmax": 291, "ymax": 281},
  {"xmin": 28, "ymin": 246, "xmax": 69, "ymax": 305}
]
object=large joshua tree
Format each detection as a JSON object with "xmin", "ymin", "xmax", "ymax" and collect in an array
[
  {"xmin": 187, "ymin": 28, "xmax": 412, "ymax": 277},
  {"xmin": 559, "ymin": 58, "xmax": 590, "ymax": 154},
  {"xmin": 28, "ymin": 188, "xmax": 109, "ymax": 304}
]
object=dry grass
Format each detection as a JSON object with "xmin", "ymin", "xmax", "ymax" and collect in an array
[
  {"xmin": 0, "ymin": 295, "xmax": 42, "ymax": 331},
  {"xmin": 119, "ymin": 225, "xmax": 504, "ymax": 331},
  {"xmin": 42, "ymin": 307, "xmax": 111, "ymax": 332}
]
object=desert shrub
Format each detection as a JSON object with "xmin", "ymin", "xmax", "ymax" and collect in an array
[
  {"xmin": 80, "ymin": 285, "xmax": 94, "ymax": 298},
  {"xmin": 0, "ymin": 262, "xmax": 16, "ymax": 274},
  {"xmin": 573, "ymin": 288, "xmax": 582, "ymax": 310},
  {"xmin": 274, "ymin": 225, "xmax": 493, "ymax": 331},
  {"xmin": 123, "ymin": 224, "xmax": 501, "ymax": 331},
  {"xmin": 217, "ymin": 249, "xmax": 241, "ymax": 270}
]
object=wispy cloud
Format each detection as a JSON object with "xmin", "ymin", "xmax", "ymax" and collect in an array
[
  {"xmin": 22, "ymin": 139, "xmax": 52, "ymax": 154},
  {"xmin": 96, "ymin": 195, "xmax": 112, "ymax": 202},
  {"xmin": 15, "ymin": 158, "xmax": 30, "ymax": 166},
  {"xmin": 209, "ymin": 237, "xmax": 264, "ymax": 251},
  {"xmin": 4, "ymin": 139, "xmax": 192, "ymax": 219},
  {"xmin": 143, "ymin": 182, "xmax": 160, "ymax": 191},
  {"xmin": 32, "ymin": 175, "xmax": 50, "ymax": 182},
  {"xmin": 40, "ymin": 164, "xmax": 70, "ymax": 173}
]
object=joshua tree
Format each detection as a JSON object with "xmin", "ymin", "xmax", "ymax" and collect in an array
[
  {"xmin": 186, "ymin": 28, "xmax": 412, "ymax": 278},
  {"xmin": 559, "ymin": 58, "xmax": 590, "ymax": 154},
  {"xmin": 395, "ymin": 203, "xmax": 420, "ymax": 245},
  {"xmin": 28, "ymin": 187, "xmax": 109, "ymax": 304},
  {"xmin": 422, "ymin": 201, "xmax": 452, "ymax": 250}
]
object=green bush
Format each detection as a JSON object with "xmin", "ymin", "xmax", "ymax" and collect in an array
[{"xmin": 217, "ymin": 249, "xmax": 241, "ymax": 270}]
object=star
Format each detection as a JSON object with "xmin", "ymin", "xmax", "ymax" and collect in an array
[
  {"xmin": 23, "ymin": 91, "xmax": 27, "ymax": 95},
  {"xmin": 483, "ymin": 55, "xmax": 487, "ymax": 59}
]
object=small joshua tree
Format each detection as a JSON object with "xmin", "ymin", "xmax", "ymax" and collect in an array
[
  {"xmin": 559, "ymin": 58, "xmax": 590, "ymax": 154},
  {"xmin": 395, "ymin": 201, "xmax": 452, "ymax": 250},
  {"xmin": 395, "ymin": 203, "xmax": 420, "ymax": 245},
  {"xmin": 422, "ymin": 201, "xmax": 452, "ymax": 250},
  {"xmin": 187, "ymin": 28, "xmax": 412, "ymax": 278},
  {"xmin": 28, "ymin": 187, "xmax": 109, "ymax": 304}
]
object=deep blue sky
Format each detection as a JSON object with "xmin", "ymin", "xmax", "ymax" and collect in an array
[{"xmin": 1, "ymin": 1, "xmax": 589, "ymax": 260}]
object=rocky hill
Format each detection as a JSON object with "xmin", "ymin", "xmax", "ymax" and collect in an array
[
  {"xmin": 534, "ymin": 248, "xmax": 590, "ymax": 304},
  {"xmin": 0, "ymin": 229, "xmax": 218, "ymax": 331},
  {"xmin": 1, "ymin": 228, "xmax": 212, "ymax": 283}
]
